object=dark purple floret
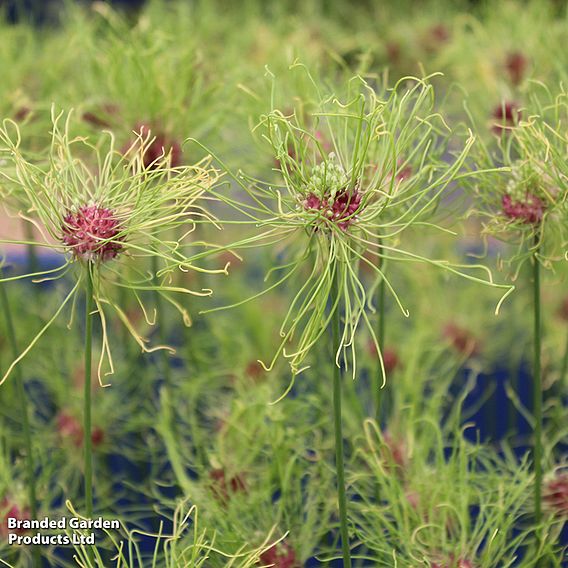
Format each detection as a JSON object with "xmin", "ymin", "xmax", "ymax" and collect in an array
[
  {"xmin": 331, "ymin": 189, "xmax": 362, "ymax": 230},
  {"xmin": 303, "ymin": 193, "xmax": 323, "ymax": 210},
  {"xmin": 430, "ymin": 23, "xmax": 450, "ymax": 44},
  {"xmin": 443, "ymin": 323, "xmax": 480, "ymax": 357},
  {"xmin": 502, "ymin": 193, "xmax": 545, "ymax": 225},
  {"xmin": 491, "ymin": 101, "xmax": 521, "ymax": 134},
  {"xmin": 423, "ymin": 23, "xmax": 451, "ymax": 54},
  {"xmin": 304, "ymin": 189, "xmax": 362, "ymax": 231},
  {"xmin": 386, "ymin": 41, "xmax": 401, "ymax": 63},
  {"xmin": 62, "ymin": 205, "xmax": 124, "ymax": 262},
  {"xmin": 543, "ymin": 473, "xmax": 568, "ymax": 517},
  {"xmin": 209, "ymin": 468, "xmax": 247, "ymax": 504},
  {"xmin": 505, "ymin": 51, "xmax": 528, "ymax": 86},
  {"xmin": 258, "ymin": 541, "xmax": 300, "ymax": 568},
  {"xmin": 1, "ymin": 498, "xmax": 30, "ymax": 537}
]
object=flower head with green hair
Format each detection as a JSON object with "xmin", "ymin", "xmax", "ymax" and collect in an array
[
  {"xmin": 0, "ymin": 110, "xmax": 224, "ymax": 385},
  {"xmin": 468, "ymin": 85, "xmax": 568, "ymax": 274},
  {"xmin": 202, "ymin": 69, "xmax": 512, "ymax": 386}
]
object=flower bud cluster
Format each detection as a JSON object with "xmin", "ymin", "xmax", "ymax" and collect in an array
[{"xmin": 301, "ymin": 155, "xmax": 362, "ymax": 231}]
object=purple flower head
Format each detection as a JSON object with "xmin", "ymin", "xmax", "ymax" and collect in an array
[
  {"xmin": 303, "ymin": 193, "xmax": 324, "ymax": 210},
  {"xmin": 1, "ymin": 498, "xmax": 30, "ymax": 537},
  {"xmin": 62, "ymin": 204, "xmax": 124, "ymax": 262},
  {"xmin": 505, "ymin": 51, "xmax": 528, "ymax": 86},
  {"xmin": 386, "ymin": 41, "xmax": 401, "ymax": 64},
  {"xmin": 443, "ymin": 323, "xmax": 480, "ymax": 357},
  {"xmin": 331, "ymin": 188, "xmax": 363, "ymax": 230},
  {"xmin": 303, "ymin": 188, "xmax": 362, "ymax": 231},
  {"xmin": 209, "ymin": 468, "xmax": 247, "ymax": 505},
  {"xmin": 491, "ymin": 101, "xmax": 521, "ymax": 134},
  {"xmin": 258, "ymin": 541, "xmax": 300, "ymax": 568},
  {"xmin": 430, "ymin": 23, "xmax": 450, "ymax": 44},
  {"xmin": 302, "ymin": 156, "xmax": 362, "ymax": 231},
  {"xmin": 423, "ymin": 23, "xmax": 451, "ymax": 54},
  {"xmin": 502, "ymin": 193, "xmax": 545, "ymax": 225},
  {"xmin": 543, "ymin": 472, "xmax": 568, "ymax": 517}
]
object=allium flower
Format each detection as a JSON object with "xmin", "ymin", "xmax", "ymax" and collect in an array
[
  {"xmin": 56, "ymin": 411, "xmax": 84, "ymax": 447},
  {"xmin": 0, "ymin": 497, "xmax": 29, "ymax": 537},
  {"xmin": 258, "ymin": 541, "xmax": 300, "ymax": 568},
  {"xmin": 14, "ymin": 106, "xmax": 32, "ymax": 122},
  {"xmin": 430, "ymin": 24, "xmax": 451, "ymax": 44},
  {"xmin": 500, "ymin": 161, "xmax": 550, "ymax": 227},
  {"xmin": 208, "ymin": 468, "xmax": 247, "ymax": 504},
  {"xmin": 443, "ymin": 323, "xmax": 480, "ymax": 357},
  {"xmin": 386, "ymin": 41, "xmax": 401, "ymax": 64},
  {"xmin": 501, "ymin": 192, "xmax": 545, "ymax": 225},
  {"xmin": 122, "ymin": 123, "xmax": 183, "ymax": 169},
  {"xmin": 61, "ymin": 205, "xmax": 125, "ymax": 262},
  {"xmin": 368, "ymin": 342, "xmax": 400, "ymax": 374},
  {"xmin": 505, "ymin": 51, "xmax": 528, "ymax": 86},
  {"xmin": 56, "ymin": 412, "xmax": 105, "ymax": 448},
  {"xmin": 0, "ymin": 110, "xmax": 223, "ymax": 385},
  {"xmin": 204, "ymin": 72, "xmax": 511, "ymax": 380},
  {"xmin": 301, "ymin": 155, "xmax": 362, "ymax": 231},
  {"xmin": 382, "ymin": 348, "xmax": 400, "ymax": 374},
  {"xmin": 491, "ymin": 101, "xmax": 521, "ymax": 134},
  {"xmin": 246, "ymin": 360, "xmax": 266, "ymax": 382},
  {"xmin": 468, "ymin": 90, "xmax": 567, "ymax": 538},
  {"xmin": 423, "ymin": 23, "xmax": 451, "ymax": 54},
  {"xmin": 498, "ymin": 94, "xmax": 568, "ymax": 264},
  {"xmin": 543, "ymin": 472, "xmax": 568, "ymax": 517},
  {"xmin": 469, "ymin": 91, "xmax": 567, "ymax": 272}
]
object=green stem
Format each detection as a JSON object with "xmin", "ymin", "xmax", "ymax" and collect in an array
[
  {"xmin": 84, "ymin": 268, "xmax": 94, "ymax": 520},
  {"xmin": 532, "ymin": 237, "xmax": 543, "ymax": 549},
  {"xmin": 331, "ymin": 270, "xmax": 352, "ymax": 568},
  {"xmin": 0, "ymin": 272, "xmax": 40, "ymax": 567}
]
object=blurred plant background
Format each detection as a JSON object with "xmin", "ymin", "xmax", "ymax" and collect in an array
[{"xmin": 0, "ymin": 0, "xmax": 567, "ymax": 567}]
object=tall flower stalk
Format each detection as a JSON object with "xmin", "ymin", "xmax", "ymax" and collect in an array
[
  {"xmin": 532, "ymin": 234, "xmax": 542, "ymax": 541},
  {"xmin": 83, "ymin": 267, "xmax": 95, "ymax": 519},
  {"xmin": 331, "ymin": 269, "xmax": 352, "ymax": 566},
  {"xmin": 467, "ymin": 84, "xmax": 567, "ymax": 558},
  {"xmin": 197, "ymin": 69, "xmax": 512, "ymax": 565}
]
